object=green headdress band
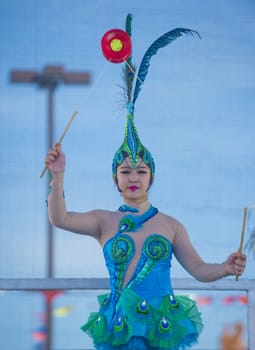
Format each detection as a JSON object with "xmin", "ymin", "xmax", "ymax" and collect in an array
[{"xmin": 112, "ymin": 14, "xmax": 200, "ymax": 177}]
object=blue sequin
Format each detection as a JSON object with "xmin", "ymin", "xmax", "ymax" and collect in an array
[
  {"xmin": 118, "ymin": 206, "xmax": 158, "ymax": 233},
  {"xmin": 118, "ymin": 205, "xmax": 139, "ymax": 213}
]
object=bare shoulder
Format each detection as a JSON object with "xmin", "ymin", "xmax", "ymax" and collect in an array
[
  {"xmin": 62, "ymin": 208, "xmax": 117, "ymax": 240},
  {"xmin": 90, "ymin": 208, "xmax": 118, "ymax": 220},
  {"xmin": 156, "ymin": 210, "xmax": 188, "ymax": 242},
  {"xmin": 157, "ymin": 210, "xmax": 186, "ymax": 230},
  {"xmin": 85, "ymin": 208, "xmax": 118, "ymax": 229},
  {"xmin": 91, "ymin": 209, "xmax": 121, "ymax": 246}
]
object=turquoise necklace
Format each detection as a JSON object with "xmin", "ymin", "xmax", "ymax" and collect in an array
[{"xmin": 118, "ymin": 205, "xmax": 158, "ymax": 233}]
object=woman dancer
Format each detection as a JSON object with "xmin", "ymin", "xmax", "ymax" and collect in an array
[{"xmin": 44, "ymin": 14, "xmax": 246, "ymax": 350}]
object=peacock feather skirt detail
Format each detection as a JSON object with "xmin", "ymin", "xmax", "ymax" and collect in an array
[{"xmin": 81, "ymin": 287, "xmax": 203, "ymax": 350}]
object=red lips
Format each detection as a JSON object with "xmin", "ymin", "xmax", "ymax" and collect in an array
[{"xmin": 128, "ymin": 186, "xmax": 139, "ymax": 191}]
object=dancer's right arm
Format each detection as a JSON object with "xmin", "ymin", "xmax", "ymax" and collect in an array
[{"xmin": 45, "ymin": 143, "xmax": 101, "ymax": 240}]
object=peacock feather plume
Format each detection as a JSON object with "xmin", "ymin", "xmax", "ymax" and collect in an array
[
  {"xmin": 113, "ymin": 16, "xmax": 201, "ymax": 176},
  {"xmin": 132, "ymin": 27, "xmax": 201, "ymax": 106}
]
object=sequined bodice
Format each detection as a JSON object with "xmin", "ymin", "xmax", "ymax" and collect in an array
[
  {"xmin": 103, "ymin": 206, "xmax": 173, "ymax": 301},
  {"xmin": 104, "ymin": 233, "xmax": 173, "ymax": 298},
  {"xmin": 82, "ymin": 205, "xmax": 203, "ymax": 348}
]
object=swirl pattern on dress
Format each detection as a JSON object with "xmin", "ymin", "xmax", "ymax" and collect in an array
[
  {"xmin": 110, "ymin": 234, "xmax": 134, "ymax": 263},
  {"xmin": 145, "ymin": 235, "xmax": 170, "ymax": 260}
]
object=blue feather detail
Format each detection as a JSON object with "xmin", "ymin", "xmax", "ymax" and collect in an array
[
  {"xmin": 132, "ymin": 28, "xmax": 201, "ymax": 106},
  {"xmin": 127, "ymin": 115, "xmax": 138, "ymax": 164}
]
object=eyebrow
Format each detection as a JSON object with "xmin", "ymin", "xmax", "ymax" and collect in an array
[{"xmin": 119, "ymin": 165, "xmax": 149, "ymax": 170}]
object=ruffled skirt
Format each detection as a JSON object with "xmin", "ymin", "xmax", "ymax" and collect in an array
[{"xmin": 81, "ymin": 288, "xmax": 203, "ymax": 350}]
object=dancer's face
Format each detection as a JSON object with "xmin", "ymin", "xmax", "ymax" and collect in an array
[{"xmin": 114, "ymin": 157, "xmax": 151, "ymax": 202}]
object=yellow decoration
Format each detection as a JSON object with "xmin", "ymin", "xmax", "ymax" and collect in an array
[
  {"xmin": 110, "ymin": 39, "xmax": 123, "ymax": 52},
  {"xmin": 53, "ymin": 305, "xmax": 74, "ymax": 317}
]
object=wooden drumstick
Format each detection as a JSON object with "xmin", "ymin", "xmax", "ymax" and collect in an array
[
  {"xmin": 40, "ymin": 111, "xmax": 78, "ymax": 178},
  {"xmin": 235, "ymin": 207, "xmax": 247, "ymax": 281}
]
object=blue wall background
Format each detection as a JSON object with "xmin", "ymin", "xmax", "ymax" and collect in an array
[{"xmin": 0, "ymin": 1, "xmax": 254, "ymax": 349}]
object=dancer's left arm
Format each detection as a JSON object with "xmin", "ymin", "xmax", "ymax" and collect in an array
[{"xmin": 173, "ymin": 227, "xmax": 246, "ymax": 282}]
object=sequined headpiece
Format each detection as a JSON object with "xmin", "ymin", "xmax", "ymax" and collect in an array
[
  {"xmin": 112, "ymin": 14, "xmax": 200, "ymax": 177},
  {"xmin": 112, "ymin": 110, "xmax": 155, "ymax": 177}
]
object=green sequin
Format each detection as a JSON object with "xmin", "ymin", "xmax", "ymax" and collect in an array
[
  {"xmin": 118, "ymin": 217, "xmax": 136, "ymax": 232},
  {"xmin": 159, "ymin": 317, "xmax": 172, "ymax": 333},
  {"xmin": 169, "ymin": 295, "xmax": 179, "ymax": 309},
  {"xmin": 113, "ymin": 316, "xmax": 125, "ymax": 333},
  {"xmin": 110, "ymin": 235, "xmax": 134, "ymax": 263},
  {"xmin": 145, "ymin": 235, "xmax": 169, "ymax": 260},
  {"xmin": 136, "ymin": 300, "xmax": 149, "ymax": 314}
]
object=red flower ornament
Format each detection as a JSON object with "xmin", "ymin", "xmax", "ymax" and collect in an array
[{"xmin": 101, "ymin": 29, "xmax": 132, "ymax": 63}]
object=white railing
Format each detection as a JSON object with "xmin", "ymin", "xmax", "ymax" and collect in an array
[{"xmin": 0, "ymin": 278, "xmax": 254, "ymax": 350}]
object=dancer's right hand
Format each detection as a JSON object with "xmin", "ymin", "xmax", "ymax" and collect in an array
[{"xmin": 45, "ymin": 143, "xmax": 65, "ymax": 174}]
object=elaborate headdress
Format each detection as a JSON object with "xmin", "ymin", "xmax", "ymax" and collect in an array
[{"xmin": 103, "ymin": 14, "xmax": 200, "ymax": 177}]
